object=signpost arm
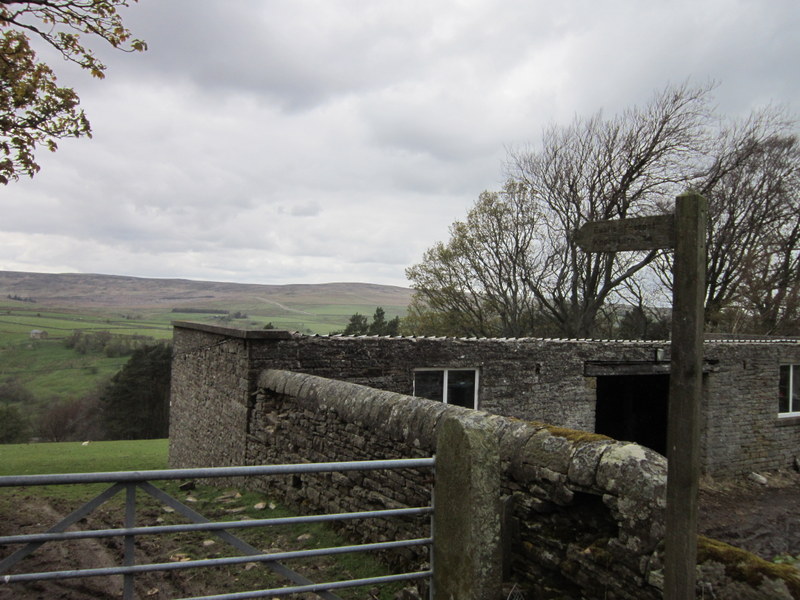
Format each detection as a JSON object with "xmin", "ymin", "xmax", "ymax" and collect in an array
[{"xmin": 664, "ymin": 192, "xmax": 707, "ymax": 599}]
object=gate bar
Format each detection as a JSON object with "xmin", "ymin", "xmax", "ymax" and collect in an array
[
  {"xmin": 1, "ymin": 538, "xmax": 433, "ymax": 582},
  {"xmin": 179, "ymin": 571, "xmax": 434, "ymax": 600},
  {"xmin": 0, "ymin": 458, "xmax": 435, "ymax": 487},
  {"xmin": 0, "ymin": 483, "xmax": 124, "ymax": 574},
  {"xmin": 0, "ymin": 506, "xmax": 434, "ymax": 545},
  {"xmin": 138, "ymin": 481, "xmax": 344, "ymax": 600}
]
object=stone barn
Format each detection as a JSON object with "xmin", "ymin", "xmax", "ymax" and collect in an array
[{"xmin": 169, "ymin": 321, "xmax": 800, "ymax": 477}]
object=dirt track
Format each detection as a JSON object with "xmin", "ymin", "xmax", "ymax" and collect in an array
[{"xmin": 0, "ymin": 497, "xmax": 200, "ymax": 600}]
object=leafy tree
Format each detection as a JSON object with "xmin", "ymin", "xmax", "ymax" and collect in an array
[
  {"xmin": 64, "ymin": 330, "xmax": 153, "ymax": 356},
  {"xmin": 337, "ymin": 307, "xmax": 401, "ymax": 336},
  {"xmin": 406, "ymin": 183, "xmax": 547, "ymax": 337},
  {"xmin": 341, "ymin": 313, "xmax": 368, "ymax": 335},
  {"xmin": 101, "ymin": 343, "xmax": 171, "ymax": 440},
  {"xmin": 0, "ymin": 404, "xmax": 29, "ymax": 443},
  {"xmin": 1, "ymin": 0, "xmax": 146, "ymax": 184},
  {"xmin": 367, "ymin": 307, "xmax": 401, "ymax": 335}
]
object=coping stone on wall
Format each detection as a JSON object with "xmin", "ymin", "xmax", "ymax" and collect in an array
[
  {"xmin": 172, "ymin": 321, "xmax": 293, "ymax": 339},
  {"xmin": 596, "ymin": 444, "xmax": 667, "ymax": 505},
  {"xmin": 259, "ymin": 368, "xmax": 450, "ymax": 450},
  {"xmin": 568, "ymin": 439, "xmax": 617, "ymax": 488},
  {"xmin": 521, "ymin": 429, "xmax": 574, "ymax": 475},
  {"xmin": 497, "ymin": 419, "xmax": 544, "ymax": 471}
]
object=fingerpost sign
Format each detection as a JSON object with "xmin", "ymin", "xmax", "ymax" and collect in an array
[{"xmin": 575, "ymin": 192, "xmax": 707, "ymax": 600}]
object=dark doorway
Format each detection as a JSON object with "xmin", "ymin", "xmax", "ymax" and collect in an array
[{"xmin": 595, "ymin": 374, "xmax": 669, "ymax": 455}]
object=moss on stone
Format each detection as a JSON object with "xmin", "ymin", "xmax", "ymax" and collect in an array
[
  {"xmin": 543, "ymin": 424, "xmax": 612, "ymax": 445},
  {"xmin": 697, "ymin": 535, "xmax": 800, "ymax": 598}
]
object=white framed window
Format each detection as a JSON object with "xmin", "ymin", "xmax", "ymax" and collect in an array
[
  {"xmin": 413, "ymin": 368, "xmax": 479, "ymax": 409},
  {"xmin": 779, "ymin": 364, "xmax": 800, "ymax": 417}
]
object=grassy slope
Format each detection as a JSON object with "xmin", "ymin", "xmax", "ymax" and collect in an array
[
  {"xmin": 0, "ymin": 439, "xmax": 169, "ymax": 501},
  {"xmin": 0, "ymin": 439, "xmax": 169, "ymax": 477},
  {"xmin": 0, "ymin": 271, "xmax": 413, "ymax": 336},
  {"xmin": 0, "ymin": 305, "xmax": 173, "ymax": 408}
]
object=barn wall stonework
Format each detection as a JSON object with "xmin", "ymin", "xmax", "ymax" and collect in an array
[{"xmin": 169, "ymin": 321, "xmax": 800, "ymax": 478}]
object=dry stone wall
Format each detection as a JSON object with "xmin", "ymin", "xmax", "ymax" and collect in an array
[
  {"xmin": 246, "ymin": 369, "xmax": 664, "ymax": 598},
  {"xmin": 242, "ymin": 369, "xmax": 799, "ymax": 599}
]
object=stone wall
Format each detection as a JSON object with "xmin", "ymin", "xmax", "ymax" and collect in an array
[
  {"xmin": 701, "ymin": 342, "xmax": 800, "ymax": 475},
  {"xmin": 170, "ymin": 322, "xmax": 800, "ymax": 477},
  {"xmin": 242, "ymin": 369, "xmax": 799, "ymax": 599},
  {"xmin": 168, "ymin": 324, "xmax": 294, "ymax": 475}
]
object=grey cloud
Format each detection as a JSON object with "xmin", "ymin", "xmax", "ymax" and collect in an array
[{"xmin": 3, "ymin": 0, "xmax": 798, "ymax": 287}]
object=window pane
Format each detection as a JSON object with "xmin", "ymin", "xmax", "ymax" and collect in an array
[
  {"xmin": 779, "ymin": 365, "xmax": 790, "ymax": 413},
  {"xmin": 793, "ymin": 365, "xmax": 800, "ymax": 413},
  {"xmin": 415, "ymin": 371, "xmax": 444, "ymax": 402},
  {"xmin": 447, "ymin": 370, "xmax": 476, "ymax": 408}
]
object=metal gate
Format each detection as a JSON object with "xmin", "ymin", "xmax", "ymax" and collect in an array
[{"xmin": 0, "ymin": 458, "xmax": 434, "ymax": 599}]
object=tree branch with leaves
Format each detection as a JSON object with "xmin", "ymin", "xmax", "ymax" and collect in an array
[{"xmin": 0, "ymin": 0, "xmax": 145, "ymax": 183}]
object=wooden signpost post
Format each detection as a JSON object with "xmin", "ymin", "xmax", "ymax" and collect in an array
[{"xmin": 575, "ymin": 192, "xmax": 707, "ymax": 600}]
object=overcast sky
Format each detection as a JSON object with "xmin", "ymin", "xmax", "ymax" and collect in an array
[{"xmin": 3, "ymin": 0, "xmax": 799, "ymax": 287}]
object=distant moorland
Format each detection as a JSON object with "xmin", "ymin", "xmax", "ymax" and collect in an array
[
  {"xmin": 0, "ymin": 270, "xmax": 413, "ymax": 434},
  {"xmin": 0, "ymin": 270, "xmax": 413, "ymax": 333}
]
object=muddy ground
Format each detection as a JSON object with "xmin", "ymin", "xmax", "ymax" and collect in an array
[
  {"xmin": 1, "ymin": 470, "xmax": 799, "ymax": 599},
  {"xmin": 699, "ymin": 468, "xmax": 800, "ymax": 560}
]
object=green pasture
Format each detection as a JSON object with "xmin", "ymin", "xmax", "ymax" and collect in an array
[
  {"xmin": 0, "ymin": 439, "xmax": 169, "ymax": 501},
  {"xmin": 0, "ymin": 307, "xmax": 173, "ymax": 408},
  {"xmin": 0, "ymin": 306, "xmax": 173, "ymax": 346},
  {"xmin": 0, "ymin": 438, "xmax": 169, "ymax": 477},
  {"xmin": 0, "ymin": 300, "xmax": 406, "ymax": 341},
  {"xmin": 170, "ymin": 303, "xmax": 407, "ymax": 335},
  {"xmin": 0, "ymin": 340, "xmax": 128, "ymax": 402}
]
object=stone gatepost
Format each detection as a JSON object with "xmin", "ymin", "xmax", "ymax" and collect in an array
[{"xmin": 433, "ymin": 413, "xmax": 502, "ymax": 600}]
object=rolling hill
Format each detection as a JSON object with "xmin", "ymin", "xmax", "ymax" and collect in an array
[
  {"xmin": 0, "ymin": 270, "xmax": 414, "ymax": 313},
  {"xmin": 0, "ymin": 271, "xmax": 415, "ymax": 427}
]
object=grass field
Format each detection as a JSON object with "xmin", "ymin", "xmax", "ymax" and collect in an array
[
  {"xmin": 0, "ymin": 301, "xmax": 406, "ymax": 405},
  {"xmin": 0, "ymin": 440, "xmax": 410, "ymax": 599},
  {"xmin": 0, "ymin": 438, "xmax": 169, "ymax": 477},
  {"xmin": 0, "ymin": 439, "xmax": 170, "ymax": 501},
  {"xmin": 0, "ymin": 305, "xmax": 174, "ymax": 401}
]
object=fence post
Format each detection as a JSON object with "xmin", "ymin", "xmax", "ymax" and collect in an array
[{"xmin": 433, "ymin": 414, "xmax": 502, "ymax": 600}]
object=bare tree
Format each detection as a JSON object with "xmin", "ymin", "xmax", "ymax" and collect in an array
[
  {"xmin": 651, "ymin": 107, "xmax": 800, "ymax": 333},
  {"xmin": 738, "ymin": 178, "xmax": 800, "ymax": 335},
  {"xmin": 408, "ymin": 83, "xmax": 798, "ymax": 339},
  {"xmin": 504, "ymin": 82, "xmax": 712, "ymax": 337}
]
